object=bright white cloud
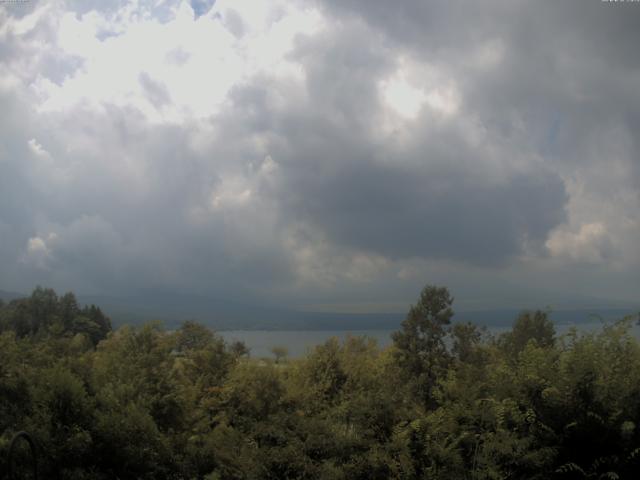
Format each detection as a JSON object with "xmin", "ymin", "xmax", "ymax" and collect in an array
[
  {"xmin": 380, "ymin": 73, "xmax": 426, "ymax": 119},
  {"xmin": 30, "ymin": 0, "xmax": 323, "ymax": 123},
  {"xmin": 27, "ymin": 138, "xmax": 52, "ymax": 160},
  {"xmin": 22, "ymin": 233, "xmax": 57, "ymax": 269},
  {"xmin": 380, "ymin": 56, "xmax": 460, "ymax": 121},
  {"xmin": 546, "ymin": 222, "xmax": 612, "ymax": 263}
]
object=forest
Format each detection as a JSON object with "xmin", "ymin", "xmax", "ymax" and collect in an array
[{"xmin": 1, "ymin": 285, "xmax": 640, "ymax": 479}]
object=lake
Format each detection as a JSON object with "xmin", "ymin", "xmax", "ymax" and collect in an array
[
  {"xmin": 219, "ymin": 329, "xmax": 395, "ymax": 358},
  {"xmin": 219, "ymin": 320, "xmax": 640, "ymax": 358}
]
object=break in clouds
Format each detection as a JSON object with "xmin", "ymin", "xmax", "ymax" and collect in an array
[{"xmin": 0, "ymin": 0, "xmax": 638, "ymax": 310}]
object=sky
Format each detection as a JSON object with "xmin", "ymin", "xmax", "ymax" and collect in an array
[{"xmin": 0, "ymin": 0, "xmax": 638, "ymax": 313}]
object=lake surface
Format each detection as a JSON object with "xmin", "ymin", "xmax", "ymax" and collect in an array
[
  {"xmin": 220, "ymin": 329, "xmax": 395, "ymax": 358},
  {"xmin": 220, "ymin": 320, "xmax": 640, "ymax": 358}
]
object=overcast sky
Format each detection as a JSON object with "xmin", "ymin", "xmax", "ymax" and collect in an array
[{"xmin": 1, "ymin": 0, "xmax": 638, "ymax": 312}]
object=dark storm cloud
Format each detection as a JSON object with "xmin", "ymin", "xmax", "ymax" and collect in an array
[
  {"xmin": 274, "ymin": 158, "xmax": 566, "ymax": 264},
  {"xmin": 0, "ymin": 84, "xmax": 293, "ymax": 296},
  {"xmin": 219, "ymin": 18, "xmax": 569, "ymax": 265},
  {"xmin": 43, "ymin": 106, "xmax": 294, "ymax": 298},
  {"xmin": 0, "ymin": 93, "xmax": 43, "ymax": 254},
  {"xmin": 318, "ymin": 0, "xmax": 640, "ymax": 67},
  {"xmin": 307, "ymin": 0, "xmax": 640, "ymax": 265}
]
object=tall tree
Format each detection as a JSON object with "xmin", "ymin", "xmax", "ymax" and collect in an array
[{"xmin": 392, "ymin": 285, "xmax": 454, "ymax": 408}]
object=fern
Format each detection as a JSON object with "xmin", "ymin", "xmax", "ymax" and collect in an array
[
  {"xmin": 598, "ymin": 473, "xmax": 619, "ymax": 480},
  {"xmin": 556, "ymin": 461, "xmax": 586, "ymax": 476}
]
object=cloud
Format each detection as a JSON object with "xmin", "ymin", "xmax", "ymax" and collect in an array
[
  {"xmin": 0, "ymin": 0, "xmax": 637, "ymax": 309},
  {"xmin": 271, "ymin": 142, "xmax": 566, "ymax": 264},
  {"xmin": 23, "ymin": 235, "xmax": 54, "ymax": 269},
  {"xmin": 546, "ymin": 223, "xmax": 613, "ymax": 264},
  {"xmin": 138, "ymin": 72, "xmax": 171, "ymax": 108}
]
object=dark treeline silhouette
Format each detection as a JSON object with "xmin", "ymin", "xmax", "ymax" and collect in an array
[{"xmin": 1, "ymin": 285, "xmax": 639, "ymax": 478}]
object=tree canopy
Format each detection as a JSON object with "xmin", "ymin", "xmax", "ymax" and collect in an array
[{"xmin": 1, "ymin": 286, "xmax": 639, "ymax": 479}]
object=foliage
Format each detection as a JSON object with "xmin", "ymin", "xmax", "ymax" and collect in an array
[
  {"xmin": 392, "ymin": 285, "xmax": 454, "ymax": 408},
  {"xmin": 1, "ymin": 286, "xmax": 639, "ymax": 479}
]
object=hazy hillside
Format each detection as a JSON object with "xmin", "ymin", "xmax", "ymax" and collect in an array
[
  {"xmin": 79, "ymin": 292, "xmax": 638, "ymax": 331},
  {"xmin": 0, "ymin": 290, "xmax": 22, "ymax": 302},
  {"xmin": 2, "ymin": 288, "xmax": 636, "ymax": 331}
]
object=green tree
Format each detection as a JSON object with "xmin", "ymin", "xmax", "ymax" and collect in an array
[
  {"xmin": 451, "ymin": 321, "xmax": 486, "ymax": 364},
  {"xmin": 499, "ymin": 310, "xmax": 555, "ymax": 359},
  {"xmin": 58, "ymin": 292, "xmax": 80, "ymax": 331},
  {"xmin": 229, "ymin": 340, "xmax": 250, "ymax": 358},
  {"xmin": 392, "ymin": 285, "xmax": 454, "ymax": 408},
  {"xmin": 176, "ymin": 320, "xmax": 214, "ymax": 352},
  {"xmin": 82, "ymin": 304, "xmax": 111, "ymax": 342}
]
